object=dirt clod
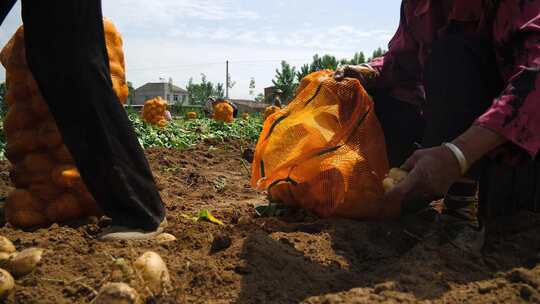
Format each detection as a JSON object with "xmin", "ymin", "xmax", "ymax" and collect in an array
[
  {"xmin": 211, "ymin": 233, "xmax": 232, "ymax": 253},
  {"xmin": 0, "ymin": 141, "xmax": 537, "ymax": 303}
]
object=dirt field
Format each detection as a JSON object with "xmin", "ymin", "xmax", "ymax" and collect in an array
[{"xmin": 0, "ymin": 140, "xmax": 538, "ymax": 303}]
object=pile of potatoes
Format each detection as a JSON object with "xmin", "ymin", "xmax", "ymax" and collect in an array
[
  {"xmin": 94, "ymin": 251, "xmax": 171, "ymax": 304},
  {"xmin": 185, "ymin": 111, "xmax": 198, "ymax": 120},
  {"xmin": 142, "ymin": 97, "xmax": 168, "ymax": 128},
  {"xmin": 0, "ymin": 235, "xmax": 172, "ymax": 302},
  {"xmin": 212, "ymin": 101, "xmax": 234, "ymax": 123},
  {"xmin": 0, "ymin": 19, "xmax": 128, "ymax": 229},
  {"xmin": 0, "ymin": 236, "xmax": 44, "ymax": 299}
]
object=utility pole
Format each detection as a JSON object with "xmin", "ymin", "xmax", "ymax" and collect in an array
[{"xmin": 225, "ymin": 60, "xmax": 229, "ymax": 98}]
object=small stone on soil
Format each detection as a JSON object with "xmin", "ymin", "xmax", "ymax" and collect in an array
[{"xmin": 211, "ymin": 233, "xmax": 231, "ymax": 253}]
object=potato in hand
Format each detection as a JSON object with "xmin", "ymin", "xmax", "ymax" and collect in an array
[{"xmin": 382, "ymin": 168, "xmax": 408, "ymax": 192}]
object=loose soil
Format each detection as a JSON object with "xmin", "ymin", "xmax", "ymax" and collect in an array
[{"xmin": 0, "ymin": 140, "xmax": 538, "ymax": 303}]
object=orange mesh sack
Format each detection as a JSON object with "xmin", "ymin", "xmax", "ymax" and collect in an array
[
  {"xmin": 142, "ymin": 97, "xmax": 168, "ymax": 128},
  {"xmin": 0, "ymin": 19, "xmax": 128, "ymax": 229},
  {"xmin": 186, "ymin": 112, "xmax": 198, "ymax": 120},
  {"xmin": 251, "ymin": 70, "xmax": 399, "ymax": 219},
  {"xmin": 213, "ymin": 101, "xmax": 234, "ymax": 123}
]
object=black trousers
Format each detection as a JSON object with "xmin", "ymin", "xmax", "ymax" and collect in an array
[{"xmin": 1, "ymin": 1, "xmax": 165, "ymax": 230}]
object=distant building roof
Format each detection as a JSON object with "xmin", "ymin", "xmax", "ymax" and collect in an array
[
  {"xmin": 230, "ymin": 99, "xmax": 270, "ymax": 110},
  {"xmin": 135, "ymin": 82, "xmax": 188, "ymax": 94}
]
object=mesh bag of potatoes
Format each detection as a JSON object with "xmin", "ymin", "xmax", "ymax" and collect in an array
[
  {"xmin": 0, "ymin": 19, "xmax": 129, "ymax": 229},
  {"xmin": 142, "ymin": 97, "xmax": 168, "ymax": 128},
  {"xmin": 212, "ymin": 101, "xmax": 234, "ymax": 123},
  {"xmin": 251, "ymin": 70, "xmax": 401, "ymax": 219},
  {"xmin": 185, "ymin": 111, "xmax": 197, "ymax": 120}
]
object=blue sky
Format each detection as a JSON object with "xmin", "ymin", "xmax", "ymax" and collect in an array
[{"xmin": 0, "ymin": 0, "xmax": 402, "ymax": 99}]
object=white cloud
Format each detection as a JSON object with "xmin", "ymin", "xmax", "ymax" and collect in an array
[
  {"xmin": 102, "ymin": 0, "xmax": 259, "ymax": 31},
  {"xmin": 0, "ymin": 1, "xmax": 399, "ymax": 99},
  {"xmin": 167, "ymin": 25, "xmax": 391, "ymax": 51}
]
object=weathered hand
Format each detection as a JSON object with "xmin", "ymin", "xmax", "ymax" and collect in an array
[
  {"xmin": 334, "ymin": 64, "xmax": 377, "ymax": 86},
  {"xmin": 384, "ymin": 146, "xmax": 462, "ymax": 214}
]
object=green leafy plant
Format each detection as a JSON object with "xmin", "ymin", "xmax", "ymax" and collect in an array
[{"xmin": 128, "ymin": 112, "xmax": 263, "ymax": 150}]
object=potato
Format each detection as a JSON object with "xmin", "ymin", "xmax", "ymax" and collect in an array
[
  {"xmin": 3, "ymin": 103, "xmax": 34, "ymax": 136},
  {"xmin": 51, "ymin": 145, "xmax": 74, "ymax": 163},
  {"xmin": 8, "ymin": 247, "xmax": 43, "ymax": 278},
  {"xmin": 45, "ymin": 194, "xmax": 83, "ymax": 223},
  {"xmin": 5, "ymin": 189, "xmax": 41, "ymax": 214},
  {"xmin": 5, "ymin": 129, "xmax": 40, "ymax": 162},
  {"xmin": 38, "ymin": 121, "xmax": 63, "ymax": 149},
  {"xmin": 9, "ymin": 164, "xmax": 49, "ymax": 188},
  {"xmin": 155, "ymin": 233, "xmax": 176, "ymax": 244},
  {"xmin": 7, "ymin": 211, "xmax": 49, "ymax": 229},
  {"xmin": 0, "ymin": 237, "xmax": 16, "ymax": 254},
  {"xmin": 8, "ymin": 165, "xmax": 28, "ymax": 187},
  {"xmin": 23, "ymin": 153, "xmax": 55, "ymax": 174},
  {"xmin": 388, "ymin": 168, "xmax": 408, "ymax": 183},
  {"xmin": 382, "ymin": 177, "xmax": 397, "ymax": 192},
  {"xmin": 133, "ymin": 251, "xmax": 170, "ymax": 294},
  {"xmin": 94, "ymin": 283, "xmax": 141, "ymax": 304},
  {"xmin": 0, "ymin": 269, "xmax": 15, "ymax": 299},
  {"xmin": 28, "ymin": 183, "xmax": 62, "ymax": 202},
  {"xmin": 51, "ymin": 165, "xmax": 81, "ymax": 188}
]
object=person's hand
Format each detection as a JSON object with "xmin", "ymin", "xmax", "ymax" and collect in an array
[
  {"xmin": 334, "ymin": 64, "xmax": 378, "ymax": 86},
  {"xmin": 384, "ymin": 146, "xmax": 462, "ymax": 214}
]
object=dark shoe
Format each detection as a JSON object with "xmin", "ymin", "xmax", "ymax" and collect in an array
[
  {"xmin": 97, "ymin": 219, "xmax": 168, "ymax": 241},
  {"xmin": 439, "ymin": 183, "xmax": 485, "ymax": 256},
  {"xmin": 441, "ymin": 218, "xmax": 485, "ymax": 256},
  {"xmin": 401, "ymin": 205, "xmax": 440, "ymax": 241},
  {"xmin": 440, "ymin": 200, "xmax": 484, "ymax": 256}
]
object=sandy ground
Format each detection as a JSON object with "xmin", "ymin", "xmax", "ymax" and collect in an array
[{"xmin": 0, "ymin": 140, "xmax": 538, "ymax": 303}]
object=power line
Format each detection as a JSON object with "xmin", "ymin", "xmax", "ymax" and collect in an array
[{"xmin": 127, "ymin": 58, "xmax": 309, "ymax": 72}]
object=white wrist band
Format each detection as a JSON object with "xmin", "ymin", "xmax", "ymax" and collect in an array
[{"xmin": 443, "ymin": 142, "xmax": 468, "ymax": 175}]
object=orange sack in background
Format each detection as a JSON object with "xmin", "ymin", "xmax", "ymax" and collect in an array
[
  {"xmin": 0, "ymin": 19, "xmax": 128, "ymax": 229},
  {"xmin": 213, "ymin": 101, "xmax": 234, "ymax": 123},
  {"xmin": 142, "ymin": 97, "xmax": 168, "ymax": 128},
  {"xmin": 251, "ymin": 70, "xmax": 400, "ymax": 219}
]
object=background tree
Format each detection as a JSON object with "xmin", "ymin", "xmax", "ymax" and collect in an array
[
  {"xmin": 296, "ymin": 64, "xmax": 310, "ymax": 83},
  {"xmin": 215, "ymin": 83, "xmax": 225, "ymax": 98},
  {"xmin": 127, "ymin": 81, "xmax": 135, "ymax": 105},
  {"xmin": 187, "ymin": 74, "xmax": 225, "ymax": 104},
  {"xmin": 0, "ymin": 82, "xmax": 6, "ymax": 117},
  {"xmin": 249, "ymin": 77, "xmax": 256, "ymax": 97},
  {"xmin": 254, "ymin": 93, "xmax": 265, "ymax": 103},
  {"xmin": 226, "ymin": 72, "xmax": 236, "ymax": 98},
  {"xmin": 272, "ymin": 61, "xmax": 297, "ymax": 103},
  {"xmin": 369, "ymin": 47, "xmax": 386, "ymax": 61},
  {"xmin": 342, "ymin": 52, "xmax": 366, "ymax": 65},
  {"xmin": 310, "ymin": 54, "xmax": 339, "ymax": 72}
]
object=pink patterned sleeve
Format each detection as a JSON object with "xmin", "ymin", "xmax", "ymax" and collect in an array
[
  {"xmin": 367, "ymin": 1, "xmax": 421, "ymax": 90},
  {"xmin": 475, "ymin": 1, "xmax": 540, "ymax": 157}
]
